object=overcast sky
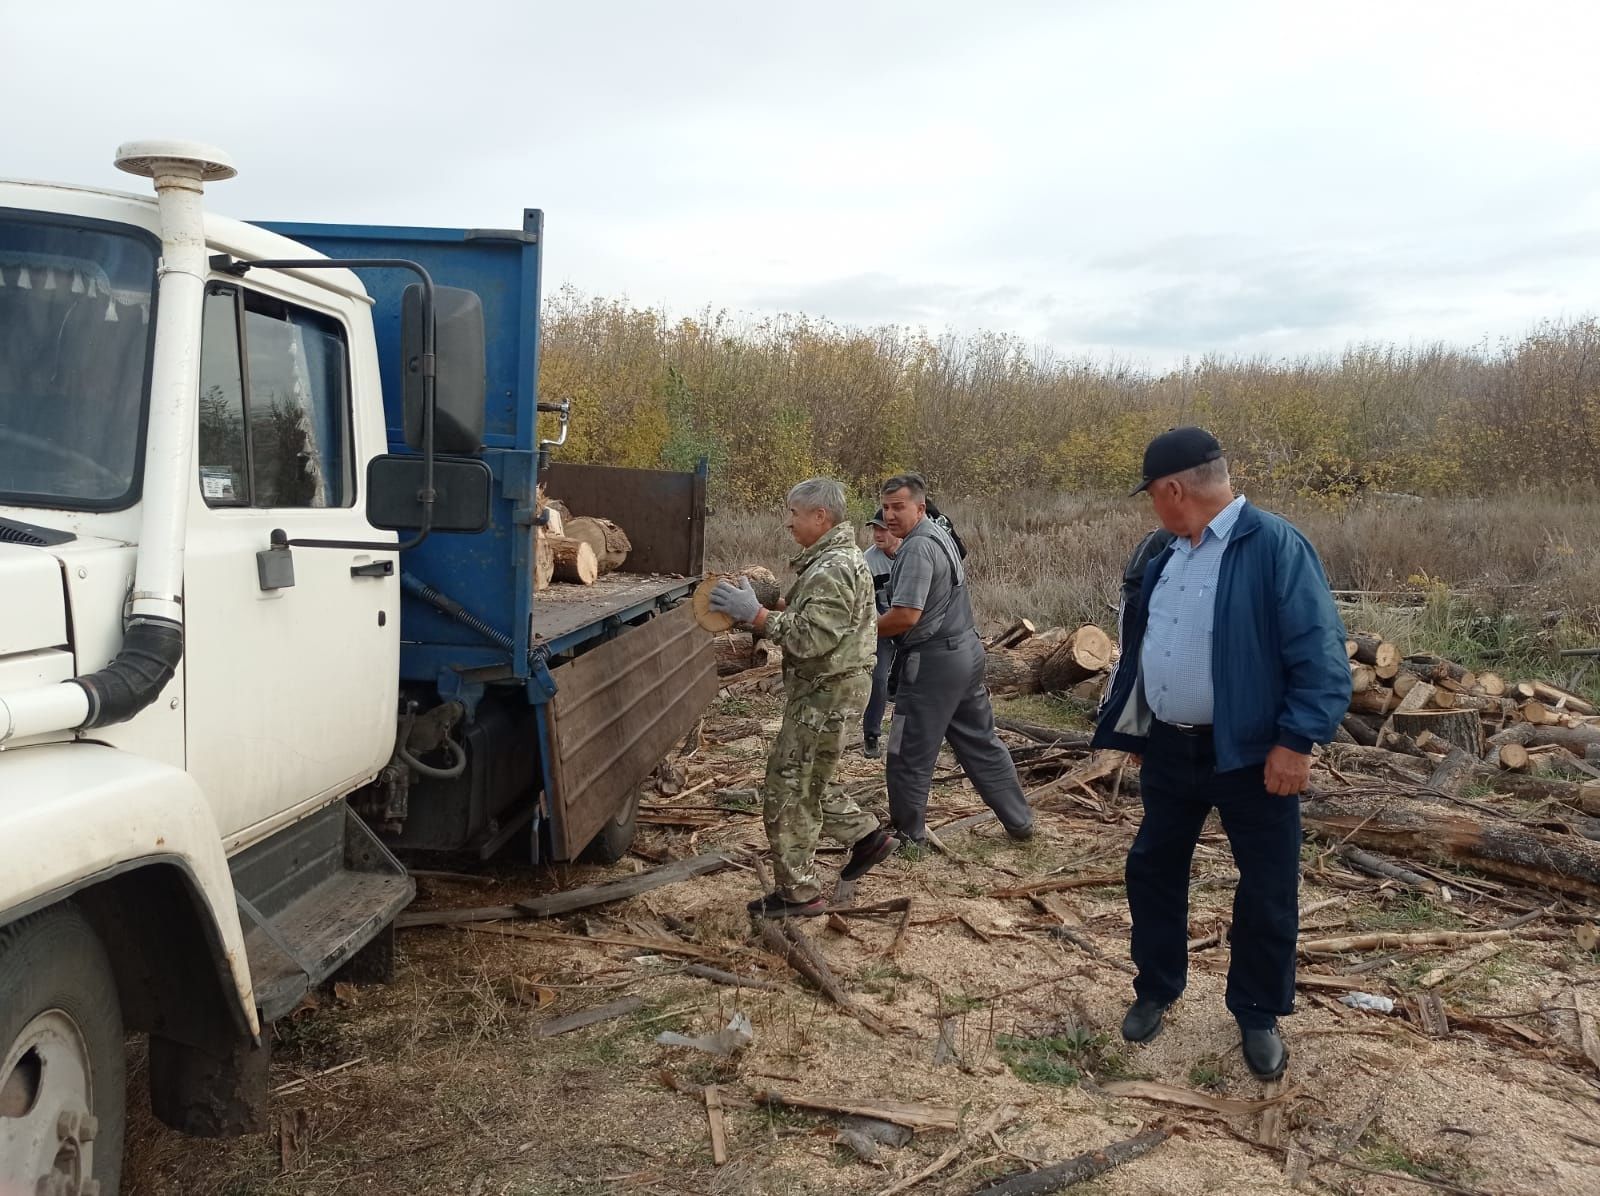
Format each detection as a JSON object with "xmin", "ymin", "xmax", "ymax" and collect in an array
[{"xmin": 4, "ymin": 0, "xmax": 1597, "ymax": 364}]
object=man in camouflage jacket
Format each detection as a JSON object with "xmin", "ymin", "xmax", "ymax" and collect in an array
[{"xmin": 710, "ymin": 478, "xmax": 898, "ymax": 917}]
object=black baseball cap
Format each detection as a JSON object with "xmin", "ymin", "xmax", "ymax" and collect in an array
[
  {"xmin": 1130, "ymin": 426, "xmax": 1224, "ymax": 495},
  {"xmin": 866, "ymin": 508, "xmax": 888, "ymax": 528}
]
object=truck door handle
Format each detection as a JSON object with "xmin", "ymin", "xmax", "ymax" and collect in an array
[{"xmin": 351, "ymin": 560, "xmax": 395, "ymax": 578}]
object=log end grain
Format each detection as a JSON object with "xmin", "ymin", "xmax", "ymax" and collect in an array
[{"xmin": 694, "ymin": 575, "xmax": 736, "ymax": 633}]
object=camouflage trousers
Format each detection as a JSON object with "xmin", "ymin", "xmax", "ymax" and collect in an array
[{"xmin": 763, "ymin": 672, "xmax": 879, "ymax": 901}]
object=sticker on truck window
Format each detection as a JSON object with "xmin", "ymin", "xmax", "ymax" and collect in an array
[{"xmin": 201, "ymin": 469, "xmax": 238, "ymax": 501}]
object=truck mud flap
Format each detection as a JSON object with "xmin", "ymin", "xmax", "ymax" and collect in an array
[{"xmin": 544, "ymin": 602, "xmax": 717, "ymax": 859}]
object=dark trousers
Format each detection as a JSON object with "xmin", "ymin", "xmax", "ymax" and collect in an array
[
  {"xmin": 863, "ymin": 638, "xmax": 894, "ymax": 743},
  {"xmin": 886, "ymin": 633, "xmax": 1032, "ymax": 841},
  {"xmin": 1126, "ymin": 721, "xmax": 1301, "ymax": 1029}
]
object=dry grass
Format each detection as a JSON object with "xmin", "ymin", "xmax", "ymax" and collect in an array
[{"xmin": 710, "ymin": 491, "xmax": 1600, "ymax": 667}]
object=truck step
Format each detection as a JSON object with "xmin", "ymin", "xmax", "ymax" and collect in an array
[{"xmin": 231, "ymin": 801, "xmax": 414, "ymax": 1023}]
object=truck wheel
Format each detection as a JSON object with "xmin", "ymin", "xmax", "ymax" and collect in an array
[
  {"xmin": 580, "ymin": 790, "xmax": 640, "ymax": 864},
  {"xmin": 0, "ymin": 906, "xmax": 125, "ymax": 1196}
]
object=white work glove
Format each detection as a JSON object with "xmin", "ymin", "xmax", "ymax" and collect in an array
[{"xmin": 710, "ymin": 577, "xmax": 762, "ymax": 624}]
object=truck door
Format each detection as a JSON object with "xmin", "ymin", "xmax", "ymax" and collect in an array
[{"xmin": 183, "ymin": 281, "xmax": 398, "ymax": 843}]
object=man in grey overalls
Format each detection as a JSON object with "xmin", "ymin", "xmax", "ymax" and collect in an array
[{"xmin": 877, "ymin": 474, "xmax": 1033, "ymax": 845}]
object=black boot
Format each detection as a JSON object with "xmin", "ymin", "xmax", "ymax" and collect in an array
[
  {"xmin": 1120, "ymin": 998, "xmax": 1171, "ymax": 1044},
  {"xmin": 1240, "ymin": 1025, "xmax": 1288, "ymax": 1080}
]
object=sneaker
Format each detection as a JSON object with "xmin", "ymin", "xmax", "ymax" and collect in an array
[
  {"xmin": 840, "ymin": 828, "xmax": 896, "ymax": 882},
  {"xmin": 862, "ymin": 736, "xmax": 882, "ymax": 759},
  {"xmin": 747, "ymin": 891, "xmax": 826, "ymax": 919},
  {"xmin": 1006, "ymin": 820, "xmax": 1035, "ymax": 842}
]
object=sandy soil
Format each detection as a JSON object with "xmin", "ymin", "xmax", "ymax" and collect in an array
[{"xmin": 123, "ymin": 691, "xmax": 1600, "ymax": 1196}]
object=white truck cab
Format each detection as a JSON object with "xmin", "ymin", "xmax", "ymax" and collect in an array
[{"xmin": 0, "ymin": 143, "xmax": 715, "ymax": 1195}]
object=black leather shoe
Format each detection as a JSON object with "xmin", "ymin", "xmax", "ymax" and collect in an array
[
  {"xmin": 1240, "ymin": 1026, "xmax": 1288, "ymax": 1080},
  {"xmin": 1120, "ymin": 998, "xmax": 1170, "ymax": 1044},
  {"xmin": 840, "ymin": 828, "xmax": 896, "ymax": 882}
]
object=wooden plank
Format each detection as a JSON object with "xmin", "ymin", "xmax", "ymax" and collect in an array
[
  {"xmin": 395, "ymin": 851, "xmax": 732, "ymax": 928},
  {"xmin": 517, "ymin": 852, "xmax": 732, "ymax": 917},
  {"xmin": 705, "ymin": 1085, "xmax": 729, "ymax": 1166},
  {"xmin": 1417, "ymin": 992, "xmax": 1451, "ymax": 1038},
  {"xmin": 535, "ymin": 995, "xmax": 644, "ymax": 1038}
]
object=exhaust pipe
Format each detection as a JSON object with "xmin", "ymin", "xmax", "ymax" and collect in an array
[{"xmin": 0, "ymin": 140, "xmax": 234, "ymax": 744}]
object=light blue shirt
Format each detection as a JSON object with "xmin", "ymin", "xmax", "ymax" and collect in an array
[{"xmin": 1140, "ymin": 495, "xmax": 1246, "ymax": 725}]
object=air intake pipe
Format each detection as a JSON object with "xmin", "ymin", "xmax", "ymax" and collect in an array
[{"xmin": 0, "ymin": 140, "xmax": 233, "ymax": 744}]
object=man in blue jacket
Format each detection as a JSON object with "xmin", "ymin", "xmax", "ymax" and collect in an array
[{"xmin": 1092, "ymin": 427, "xmax": 1350, "ymax": 1081}]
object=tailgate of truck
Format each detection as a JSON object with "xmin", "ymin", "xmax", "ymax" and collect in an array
[{"xmin": 543, "ymin": 602, "xmax": 717, "ymax": 859}]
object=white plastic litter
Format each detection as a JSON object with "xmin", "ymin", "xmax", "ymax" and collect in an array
[
  {"xmin": 656, "ymin": 1011, "xmax": 754, "ymax": 1056},
  {"xmin": 1340, "ymin": 991, "xmax": 1396, "ymax": 1013}
]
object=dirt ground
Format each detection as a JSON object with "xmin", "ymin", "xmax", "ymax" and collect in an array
[{"xmin": 124, "ymin": 690, "xmax": 1600, "ymax": 1196}]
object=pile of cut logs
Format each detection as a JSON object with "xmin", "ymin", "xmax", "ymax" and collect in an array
[
  {"xmin": 533, "ymin": 490, "xmax": 631, "ymax": 590},
  {"xmin": 982, "ymin": 620, "xmax": 1115, "ymax": 702},
  {"xmin": 1338, "ymin": 631, "xmax": 1600, "ymax": 775}
]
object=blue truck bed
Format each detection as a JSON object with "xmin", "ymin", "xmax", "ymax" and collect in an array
[{"xmin": 254, "ymin": 213, "xmax": 717, "ymax": 860}]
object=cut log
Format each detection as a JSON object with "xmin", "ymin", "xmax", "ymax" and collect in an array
[
  {"xmin": 542, "ymin": 506, "xmax": 565, "ymax": 538},
  {"xmin": 1405, "ymin": 654, "xmax": 1476, "ymax": 688},
  {"xmin": 1301, "ymin": 788, "xmax": 1600, "ymax": 900},
  {"xmin": 1349, "ymin": 664, "xmax": 1377, "ymax": 695},
  {"xmin": 1429, "ymin": 689, "xmax": 1457, "ymax": 710},
  {"xmin": 1348, "ymin": 687, "xmax": 1397, "ymax": 716},
  {"xmin": 1038, "ymin": 625, "xmax": 1114, "ymax": 693},
  {"xmin": 1479, "ymin": 773, "xmax": 1600, "ymax": 815},
  {"xmin": 732, "ymin": 565, "xmax": 782, "ymax": 608},
  {"xmin": 985, "ymin": 629, "xmax": 1068, "ymax": 696},
  {"xmin": 1522, "ymin": 724, "xmax": 1600, "ymax": 755},
  {"xmin": 987, "ymin": 618, "xmax": 1037, "ymax": 650},
  {"xmin": 1498, "ymin": 743, "xmax": 1531, "ymax": 772},
  {"xmin": 1392, "ymin": 671, "xmax": 1419, "ymax": 699},
  {"xmin": 1522, "ymin": 700, "xmax": 1560, "ymax": 726},
  {"xmin": 534, "ymin": 531, "xmax": 555, "ymax": 592},
  {"xmin": 1427, "ymin": 747, "xmax": 1477, "ymax": 796},
  {"xmin": 1345, "ymin": 638, "xmax": 1359, "ymax": 660},
  {"xmin": 693, "ymin": 576, "xmax": 738, "ymax": 633},
  {"xmin": 1392, "ymin": 708, "xmax": 1479, "ymax": 758},
  {"xmin": 547, "ymin": 536, "xmax": 599, "ymax": 585},
  {"xmin": 1532, "ymin": 681, "xmax": 1597, "ymax": 716},
  {"xmin": 1477, "ymin": 672, "xmax": 1507, "ymax": 698},
  {"xmin": 563, "ymin": 516, "xmax": 631, "ymax": 574},
  {"xmin": 1350, "ymin": 634, "xmax": 1402, "ymax": 679},
  {"xmin": 1341, "ymin": 713, "xmax": 1379, "ymax": 747},
  {"xmin": 1510, "ymin": 681, "xmax": 1537, "ymax": 702}
]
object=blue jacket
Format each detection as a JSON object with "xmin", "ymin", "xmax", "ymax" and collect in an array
[{"xmin": 1092, "ymin": 501, "xmax": 1350, "ymax": 771}]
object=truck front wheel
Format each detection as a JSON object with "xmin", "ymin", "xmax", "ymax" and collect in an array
[
  {"xmin": 0, "ymin": 906, "xmax": 125, "ymax": 1196},
  {"xmin": 580, "ymin": 789, "xmax": 640, "ymax": 864}
]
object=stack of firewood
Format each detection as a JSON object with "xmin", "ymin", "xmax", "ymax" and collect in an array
[
  {"xmin": 533, "ymin": 491, "xmax": 632, "ymax": 591},
  {"xmin": 1338, "ymin": 631, "xmax": 1600, "ymax": 776}
]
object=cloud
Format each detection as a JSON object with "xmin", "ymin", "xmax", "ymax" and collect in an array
[{"xmin": 747, "ymin": 273, "xmax": 1028, "ymax": 327}]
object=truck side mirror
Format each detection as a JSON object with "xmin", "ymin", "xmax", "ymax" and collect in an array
[
  {"xmin": 401, "ymin": 284, "xmax": 485, "ymax": 454},
  {"xmin": 366, "ymin": 454, "xmax": 492, "ymax": 533}
]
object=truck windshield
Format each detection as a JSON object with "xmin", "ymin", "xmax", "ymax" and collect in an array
[{"xmin": 0, "ymin": 212, "xmax": 157, "ymax": 509}]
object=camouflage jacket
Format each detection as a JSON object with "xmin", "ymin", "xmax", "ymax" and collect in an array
[{"xmin": 763, "ymin": 522, "xmax": 877, "ymax": 694}]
